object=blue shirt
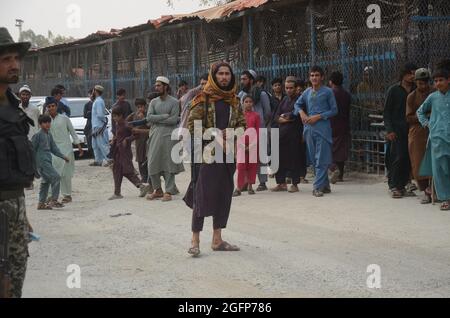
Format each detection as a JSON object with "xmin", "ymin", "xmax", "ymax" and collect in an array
[
  {"xmin": 293, "ymin": 86, "xmax": 338, "ymax": 143},
  {"xmin": 417, "ymin": 89, "xmax": 450, "ymax": 144},
  {"xmin": 92, "ymin": 96, "xmax": 106, "ymax": 129}
]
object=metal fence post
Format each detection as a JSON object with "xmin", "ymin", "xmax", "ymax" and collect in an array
[
  {"xmin": 109, "ymin": 42, "xmax": 116, "ymax": 103},
  {"xmin": 192, "ymin": 27, "xmax": 197, "ymax": 86},
  {"xmin": 271, "ymin": 53, "xmax": 279, "ymax": 79},
  {"xmin": 340, "ymin": 42, "xmax": 349, "ymax": 90},
  {"xmin": 83, "ymin": 50, "xmax": 88, "ymax": 94},
  {"xmin": 146, "ymin": 35, "xmax": 153, "ymax": 90},
  {"xmin": 248, "ymin": 14, "xmax": 254, "ymax": 70},
  {"xmin": 310, "ymin": 8, "xmax": 316, "ymax": 66}
]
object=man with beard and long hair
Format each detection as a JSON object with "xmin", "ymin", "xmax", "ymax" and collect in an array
[{"xmin": 184, "ymin": 62, "xmax": 246, "ymax": 257}]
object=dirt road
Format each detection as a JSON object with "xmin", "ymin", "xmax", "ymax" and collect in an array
[{"xmin": 23, "ymin": 159, "xmax": 450, "ymax": 297}]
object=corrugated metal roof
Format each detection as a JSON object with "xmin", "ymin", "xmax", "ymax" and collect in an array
[
  {"xmin": 33, "ymin": 0, "xmax": 273, "ymax": 51},
  {"xmin": 150, "ymin": 0, "xmax": 270, "ymax": 28}
]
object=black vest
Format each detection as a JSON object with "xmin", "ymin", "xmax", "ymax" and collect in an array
[{"xmin": 0, "ymin": 89, "xmax": 36, "ymax": 191}]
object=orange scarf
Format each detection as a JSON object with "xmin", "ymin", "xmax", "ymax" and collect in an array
[{"xmin": 192, "ymin": 62, "xmax": 239, "ymax": 108}]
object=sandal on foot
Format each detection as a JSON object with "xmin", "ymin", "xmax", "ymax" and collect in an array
[
  {"xmin": 271, "ymin": 184, "xmax": 287, "ymax": 192},
  {"xmin": 313, "ymin": 189, "xmax": 324, "ymax": 197},
  {"xmin": 161, "ymin": 193, "xmax": 172, "ymax": 202},
  {"xmin": 233, "ymin": 189, "xmax": 242, "ymax": 197},
  {"xmin": 403, "ymin": 190, "xmax": 416, "ymax": 197},
  {"xmin": 321, "ymin": 186, "xmax": 331, "ymax": 194},
  {"xmin": 248, "ymin": 189, "xmax": 256, "ymax": 195},
  {"xmin": 108, "ymin": 194, "xmax": 124, "ymax": 200},
  {"xmin": 146, "ymin": 189, "xmax": 164, "ymax": 201},
  {"xmin": 212, "ymin": 241, "xmax": 240, "ymax": 252},
  {"xmin": 420, "ymin": 195, "xmax": 432, "ymax": 204},
  {"xmin": 330, "ymin": 171, "xmax": 340, "ymax": 184},
  {"xmin": 188, "ymin": 246, "xmax": 201, "ymax": 257},
  {"xmin": 37, "ymin": 203, "xmax": 52, "ymax": 210},
  {"xmin": 61, "ymin": 196, "xmax": 72, "ymax": 204},
  {"xmin": 440, "ymin": 201, "xmax": 450, "ymax": 211},
  {"xmin": 288, "ymin": 185, "xmax": 299, "ymax": 193},
  {"xmin": 300, "ymin": 178, "xmax": 309, "ymax": 184},
  {"xmin": 256, "ymin": 184, "xmax": 268, "ymax": 192},
  {"xmin": 139, "ymin": 185, "xmax": 153, "ymax": 198},
  {"xmin": 49, "ymin": 201, "xmax": 64, "ymax": 208},
  {"xmin": 391, "ymin": 189, "xmax": 403, "ymax": 199}
]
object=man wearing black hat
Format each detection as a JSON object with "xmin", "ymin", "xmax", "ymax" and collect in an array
[{"xmin": 0, "ymin": 27, "xmax": 34, "ymax": 298}]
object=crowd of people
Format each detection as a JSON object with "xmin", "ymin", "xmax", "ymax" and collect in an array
[
  {"xmin": 17, "ymin": 61, "xmax": 450, "ymax": 241},
  {"xmin": 1, "ymin": 25, "xmax": 449, "ymax": 296},
  {"xmin": 383, "ymin": 61, "xmax": 450, "ymax": 212}
]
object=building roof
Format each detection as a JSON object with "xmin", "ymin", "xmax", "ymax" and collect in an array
[{"xmin": 33, "ymin": 0, "xmax": 272, "ymax": 51}]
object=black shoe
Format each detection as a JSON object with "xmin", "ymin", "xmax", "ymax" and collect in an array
[
  {"xmin": 256, "ymin": 183, "xmax": 268, "ymax": 192},
  {"xmin": 232, "ymin": 189, "xmax": 241, "ymax": 197},
  {"xmin": 313, "ymin": 189, "xmax": 324, "ymax": 197},
  {"xmin": 321, "ymin": 186, "xmax": 331, "ymax": 194}
]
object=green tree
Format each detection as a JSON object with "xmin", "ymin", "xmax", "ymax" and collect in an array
[{"xmin": 18, "ymin": 29, "xmax": 75, "ymax": 48}]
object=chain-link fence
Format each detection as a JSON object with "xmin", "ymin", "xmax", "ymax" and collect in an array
[{"xmin": 16, "ymin": 0, "xmax": 450, "ymax": 174}]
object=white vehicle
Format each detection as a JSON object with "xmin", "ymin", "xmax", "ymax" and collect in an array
[{"xmin": 30, "ymin": 96, "xmax": 112, "ymax": 153}]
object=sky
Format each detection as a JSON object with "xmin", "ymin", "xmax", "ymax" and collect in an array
[{"xmin": 2, "ymin": 0, "xmax": 211, "ymax": 41}]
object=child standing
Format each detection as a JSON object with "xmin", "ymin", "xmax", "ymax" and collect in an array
[
  {"xmin": 109, "ymin": 107, "xmax": 149, "ymax": 200},
  {"xmin": 31, "ymin": 115, "xmax": 69, "ymax": 210},
  {"xmin": 417, "ymin": 69, "xmax": 450, "ymax": 211},
  {"xmin": 234, "ymin": 95, "xmax": 261, "ymax": 196},
  {"xmin": 127, "ymin": 98, "xmax": 152, "ymax": 196}
]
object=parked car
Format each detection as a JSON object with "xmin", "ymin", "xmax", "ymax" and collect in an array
[{"xmin": 31, "ymin": 96, "xmax": 112, "ymax": 154}]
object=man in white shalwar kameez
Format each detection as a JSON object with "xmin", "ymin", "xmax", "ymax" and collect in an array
[{"xmin": 45, "ymin": 97, "xmax": 84, "ymax": 204}]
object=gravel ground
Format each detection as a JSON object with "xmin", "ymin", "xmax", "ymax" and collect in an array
[{"xmin": 22, "ymin": 159, "xmax": 450, "ymax": 298}]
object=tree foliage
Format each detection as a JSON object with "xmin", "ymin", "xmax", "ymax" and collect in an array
[{"xmin": 19, "ymin": 29, "xmax": 75, "ymax": 48}]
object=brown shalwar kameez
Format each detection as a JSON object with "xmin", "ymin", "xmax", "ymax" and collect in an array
[
  {"xmin": 406, "ymin": 88, "xmax": 432, "ymax": 191},
  {"xmin": 112, "ymin": 120, "xmax": 141, "ymax": 195},
  {"xmin": 127, "ymin": 112, "xmax": 150, "ymax": 183}
]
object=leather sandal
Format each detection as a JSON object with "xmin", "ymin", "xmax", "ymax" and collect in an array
[
  {"xmin": 188, "ymin": 245, "xmax": 201, "ymax": 257},
  {"xmin": 161, "ymin": 193, "xmax": 172, "ymax": 202},
  {"xmin": 211, "ymin": 241, "xmax": 240, "ymax": 252},
  {"xmin": 146, "ymin": 189, "xmax": 164, "ymax": 201},
  {"xmin": 440, "ymin": 201, "xmax": 450, "ymax": 211}
]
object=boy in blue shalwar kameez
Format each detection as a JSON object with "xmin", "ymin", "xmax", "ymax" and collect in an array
[
  {"xmin": 31, "ymin": 114, "xmax": 69, "ymax": 210},
  {"xmin": 293, "ymin": 66, "xmax": 338, "ymax": 197},
  {"xmin": 417, "ymin": 69, "xmax": 450, "ymax": 211}
]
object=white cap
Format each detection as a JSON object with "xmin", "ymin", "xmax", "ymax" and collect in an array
[
  {"xmin": 19, "ymin": 85, "xmax": 31, "ymax": 94},
  {"xmin": 156, "ymin": 76, "xmax": 170, "ymax": 85},
  {"xmin": 94, "ymin": 85, "xmax": 104, "ymax": 92},
  {"xmin": 248, "ymin": 70, "xmax": 257, "ymax": 80}
]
